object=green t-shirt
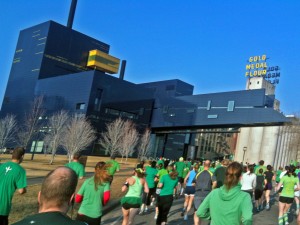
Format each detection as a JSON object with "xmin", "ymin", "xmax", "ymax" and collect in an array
[
  {"xmin": 255, "ymin": 165, "xmax": 266, "ymax": 175},
  {"xmin": 145, "ymin": 167, "xmax": 158, "ymax": 188},
  {"xmin": 280, "ymin": 175, "xmax": 299, "ymax": 198},
  {"xmin": 157, "ymin": 169, "xmax": 168, "ymax": 181},
  {"xmin": 159, "ymin": 174, "xmax": 178, "ymax": 196},
  {"xmin": 276, "ymin": 170, "xmax": 282, "ymax": 183},
  {"xmin": 77, "ymin": 177, "xmax": 110, "ymax": 218},
  {"xmin": 157, "ymin": 159, "xmax": 164, "ymax": 167},
  {"xmin": 186, "ymin": 161, "xmax": 192, "ymax": 170},
  {"xmin": 65, "ymin": 161, "xmax": 85, "ymax": 178},
  {"xmin": 175, "ymin": 161, "xmax": 186, "ymax": 177},
  {"xmin": 182, "ymin": 167, "xmax": 190, "ymax": 179},
  {"xmin": 198, "ymin": 165, "xmax": 204, "ymax": 172},
  {"xmin": 0, "ymin": 161, "xmax": 27, "ymax": 215},
  {"xmin": 106, "ymin": 159, "xmax": 120, "ymax": 176},
  {"xmin": 209, "ymin": 167, "xmax": 216, "ymax": 174}
]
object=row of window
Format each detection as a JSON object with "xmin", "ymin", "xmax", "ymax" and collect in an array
[{"xmin": 104, "ymin": 108, "xmax": 138, "ymax": 119}]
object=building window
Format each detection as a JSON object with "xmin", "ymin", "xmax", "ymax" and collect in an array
[
  {"xmin": 207, "ymin": 100, "xmax": 211, "ymax": 110},
  {"xmin": 163, "ymin": 106, "xmax": 169, "ymax": 114},
  {"xmin": 139, "ymin": 108, "xmax": 145, "ymax": 115},
  {"xmin": 208, "ymin": 114, "xmax": 218, "ymax": 119},
  {"xmin": 76, "ymin": 103, "xmax": 85, "ymax": 110},
  {"xmin": 227, "ymin": 101, "xmax": 235, "ymax": 112}
]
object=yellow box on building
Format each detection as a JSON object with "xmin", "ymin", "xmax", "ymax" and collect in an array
[{"xmin": 87, "ymin": 49, "xmax": 120, "ymax": 74}]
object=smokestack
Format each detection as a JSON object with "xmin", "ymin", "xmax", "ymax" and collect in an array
[
  {"xmin": 119, "ymin": 60, "xmax": 127, "ymax": 80},
  {"xmin": 67, "ymin": 0, "xmax": 78, "ymax": 29}
]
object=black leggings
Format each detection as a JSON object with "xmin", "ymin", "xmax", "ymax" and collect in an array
[
  {"xmin": 146, "ymin": 187, "xmax": 156, "ymax": 205},
  {"xmin": 0, "ymin": 216, "xmax": 8, "ymax": 225},
  {"xmin": 76, "ymin": 214, "xmax": 101, "ymax": 225},
  {"xmin": 156, "ymin": 195, "xmax": 173, "ymax": 225}
]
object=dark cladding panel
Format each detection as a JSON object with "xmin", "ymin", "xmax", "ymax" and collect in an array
[{"xmin": 39, "ymin": 21, "xmax": 110, "ymax": 79}]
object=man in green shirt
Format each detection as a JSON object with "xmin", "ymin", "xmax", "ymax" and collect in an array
[
  {"xmin": 255, "ymin": 160, "xmax": 267, "ymax": 175},
  {"xmin": 65, "ymin": 153, "xmax": 85, "ymax": 179},
  {"xmin": 0, "ymin": 147, "xmax": 27, "ymax": 225},
  {"xmin": 175, "ymin": 157, "xmax": 186, "ymax": 196},
  {"xmin": 106, "ymin": 155, "xmax": 120, "ymax": 184}
]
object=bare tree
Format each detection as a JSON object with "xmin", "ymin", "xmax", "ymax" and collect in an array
[
  {"xmin": 44, "ymin": 110, "xmax": 69, "ymax": 164},
  {"xmin": 138, "ymin": 128, "xmax": 152, "ymax": 160},
  {"xmin": 99, "ymin": 118, "xmax": 125, "ymax": 156},
  {"xmin": 61, "ymin": 114, "xmax": 96, "ymax": 162},
  {"xmin": 119, "ymin": 120, "xmax": 139, "ymax": 163},
  {"xmin": 17, "ymin": 96, "xmax": 44, "ymax": 158},
  {"xmin": 0, "ymin": 115, "xmax": 17, "ymax": 151}
]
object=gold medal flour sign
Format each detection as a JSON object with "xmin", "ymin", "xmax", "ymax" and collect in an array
[
  {"xmin": 245, "ymin": 55, "xmax": 267, "ymax": 77},
  {"xmin": 245, "ymin": 55, "xmax": 280, "ymax": 85}
]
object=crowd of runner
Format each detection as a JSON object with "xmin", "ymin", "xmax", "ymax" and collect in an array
[{"xmin": 1, "ymin": 147, "xmax": 300, "ymax": 225}]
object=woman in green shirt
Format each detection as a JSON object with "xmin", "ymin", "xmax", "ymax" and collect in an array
[
  {"xmin": 121, "ymin": 168, "xmax": 149, "ymax": 225},
  {"xmin": 197, "ymin": 162, "xmax": 253, "ymax": 225},
  {"xmin": 276, "ymin": 165, "xmax": 300, "ymax": 225},
  {"xmin": 75, "ymin": 161, "xmax": 111, "ymax": 225}
]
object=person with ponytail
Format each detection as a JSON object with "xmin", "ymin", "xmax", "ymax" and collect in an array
[
  {"xmin": 75, "ymin": 161, "xmax": 111, "ymax": 225},
  {"xmin": 276, "ymin": 165, "xmax": 300, "ymax": 225},
  {"xmin": 121, "ymin": 168, "xmax": 149, "ymax": 225},
  {"xmin": 196, "ymin": 161, "xmax": 253, "ymax": 225}
]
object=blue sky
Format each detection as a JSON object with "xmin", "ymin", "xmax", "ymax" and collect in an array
[{"xmin": 0, "ymin": 1, "xmax": 299, "ymax": 114}]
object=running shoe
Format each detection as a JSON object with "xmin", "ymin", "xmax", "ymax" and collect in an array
[
  {"xmin": 154, "ymin": 213, "xmax": 158, "ymax": 219},
  {"xmin": 265, "ymin": 204, "xmax": 270, "ymax": 210},
  {"xmin": 181, "ymin": 208, "xmax": 185, "ymax": 217},
  {"xmin": 150, "ymin": 202, "xmax": 154, "ymax": 207},
  {"xmin": 184, "ymin": 214, "xmax": 188, "ymax": 221},
  {"xmin": 144, "ymin": 207, "xmax": 148, "ymax": 213}
]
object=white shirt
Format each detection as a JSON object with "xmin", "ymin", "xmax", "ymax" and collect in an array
[{"xmin": 241, "ymin": 172, "xmax": 257, "ymax": 190}]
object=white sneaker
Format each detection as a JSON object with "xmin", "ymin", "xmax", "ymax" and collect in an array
[
  {"xmin": 144, "ymin": 207, "xmax": 148, "ymax": 213},
  {"xmin": 184, "ymin": 214, "xmax": 188, "ymax": 221},
  {"xmin": 154, "ymin": 213, "xmax": 158, "ymax": 219},
  {"xmin": 150, "ymin": 202, "xmax": 154, "ymax": 206}
]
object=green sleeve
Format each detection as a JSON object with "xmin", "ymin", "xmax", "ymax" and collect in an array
[
  {"xmin": 196, "ymin": 192, "xmax": 211, "ymax": 220},
  {"xmin": 104, "ymin": 182, "xmax": 110, "ymax": 192},
  {"xmin": 77, "ymin": 180, "xmax": 87, "ymax": 195},
  {"xmin": 16, "ymin": 168, "xmax": 27, "ymax": 189},
  {"xmin": 241, "ymin": 194, "xmax": 253, "ymax": 225},
  {"xmin": 79, "ymin": 164, "xmax": 85, "ymax": 177},
  {"xmin": 159, "ymin": 174, "xmax": 165, "ymax": 186}
]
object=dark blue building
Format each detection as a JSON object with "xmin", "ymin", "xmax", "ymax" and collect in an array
[{"xmin": 0, "ymin": 20, "xmax": 289, "ymax": 159}]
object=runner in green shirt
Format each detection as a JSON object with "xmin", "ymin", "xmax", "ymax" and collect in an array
[
  {"xmin": 276, "ymin": 166, "xmax": 283, "ymax": 183},
  {"xmin": 175, "ymin": 157, "xmax": 186, "ymax": 196},
  {"xmin": 0, "ymin": 147, "xmax": 27, "ymax": 225},
  {"xmin": 106, "ymin": 155, "xmax": 120, "ymax": 184},
  {"xmin": 276, "ymin": 166, "xmax": 300, "ymax": 225},
  {"xmin": 157, "ymin": 170, "xmax": 178, "ymax": 224},
  {"xmin": 65, "ymin": 153, "xmax": 85, "ymax": 179},
  {"xmin": 75, "ymin": 161, "xmax": 111, "ymax": 225}
]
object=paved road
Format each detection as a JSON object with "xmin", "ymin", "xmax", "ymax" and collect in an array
[{"xmin": 101, "ymin": 194, "xmax": 299, "ymax": 225}]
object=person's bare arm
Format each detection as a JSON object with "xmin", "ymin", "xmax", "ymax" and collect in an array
[{"xmin": 18, "ymin": 188, "xmax": 26, "ymax": 194}]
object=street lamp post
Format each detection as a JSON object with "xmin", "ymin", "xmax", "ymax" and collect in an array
[{"xmin": 242, "ymin": 146, "xmax": 247, "ymax": 164}]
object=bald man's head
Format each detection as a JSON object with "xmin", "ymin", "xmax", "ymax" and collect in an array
[
  {"xmin": 39, "ymin": 167, "xmax": 77, "ymax": 209},
  {"xmin": 204, "ymin": 160, "xmax": 211, "ymax": 168}
]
